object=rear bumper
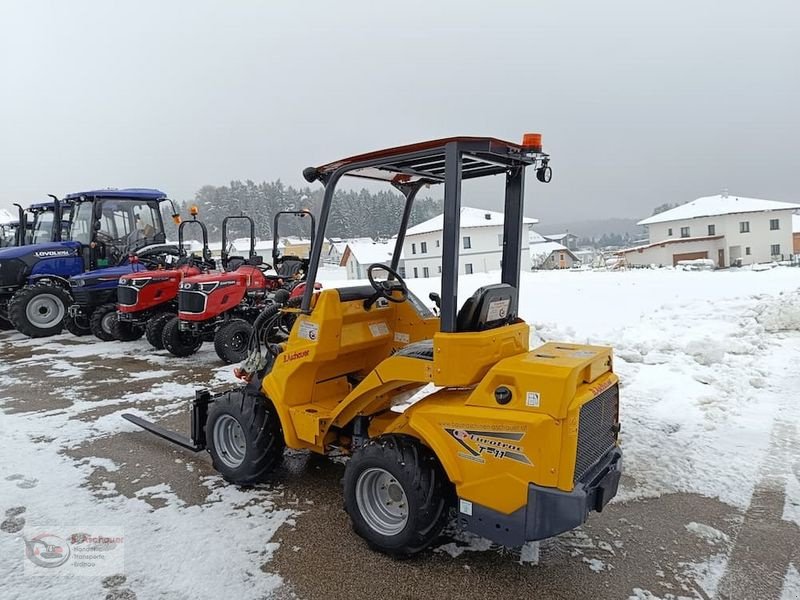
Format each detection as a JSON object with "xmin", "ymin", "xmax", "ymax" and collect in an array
[{"xmin": 458, "ymin": 447, "xmax": 622, "ymax": 547}]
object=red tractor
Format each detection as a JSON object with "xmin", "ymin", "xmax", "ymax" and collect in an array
[
  {"xmin": 115, "ymin": 209, "xmax": 216, "ymax": 348},
  {"xmin": 162, "ymin": 211, "xmax": 316, "ymax": 364}
]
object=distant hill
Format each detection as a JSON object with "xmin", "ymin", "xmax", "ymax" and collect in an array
[{"xmin": 536, "ymin": 217, "xmax": 645, "ymax": 239}]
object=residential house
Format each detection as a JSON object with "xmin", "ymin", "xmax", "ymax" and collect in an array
[
  {"xmin": 339, "ymin": 239, "xmax": 400, "ymax": 280},
  {"xmin": 531, "ymin": 241, "xmax": 579, "ymax": 270},
  {"xmin": 402, "ymin": 207, "xmax": 536, "ymax": 278},
  {"xmin": 619, "ymin": 193, "xmax": 800, "ymax": 267},
  {"xmin": 543, "ymin": 232, "xmax": 579, "ymax": 250}
]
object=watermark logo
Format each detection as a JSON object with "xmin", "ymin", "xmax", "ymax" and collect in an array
[{"xmin": 23, "ymin": 527, "xmax": 124, "ymax": 576}]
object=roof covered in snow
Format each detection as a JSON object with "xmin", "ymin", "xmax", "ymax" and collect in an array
[
  {"xmin": 528, "ymin": 230, "xmax": 547, "ymax": 244},
  {"xmin": 543, "ymin": 232, "xmax": 576, "ymax": 241},
  {"xmin": 639, "ymin": 194, "xmax": 800, "ymax": 226},
  {"xmin": 340, "ymin": 240, "xmax": 397, "ymax": 266},
  {"xmin": 406, "ymin": 206, "xmax": 537, "ymax": 236},
  {"xmin": 530, "ymin": 241, "xmax": 576, "ymax": 263}
]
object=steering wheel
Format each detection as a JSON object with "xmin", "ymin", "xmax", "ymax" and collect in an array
[{"xmin": 366, "ymin": 263, "xmax": 409, "ymax": 306}]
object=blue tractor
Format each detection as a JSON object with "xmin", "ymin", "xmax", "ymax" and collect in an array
[
  {"xmin": 0, "ymin": 188, "xmax": 180, "ymax": 338},
  {"xmin": 1, "ymin": 197, "xmax": 70, "ymax": 249}
]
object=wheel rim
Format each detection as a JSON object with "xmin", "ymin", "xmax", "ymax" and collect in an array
[
  {"xmin": 212, "ymin": 414, "xmax": 247, "ymax": 469},
  {"xmin": 355, "ymin": 467, "xmax": 409, "ymax": 536},
  {"xmin": 231, "ymin": 331, "xmax": 247, "ymax": 351},
  {"xmin": 101, "ymin": 312, "xmax": 116, "ymax": 335},
  {"xmin": 25, "ymin": 294, "xmax": 65, "ymax": 329}
]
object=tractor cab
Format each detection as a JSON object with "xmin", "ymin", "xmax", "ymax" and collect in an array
[
  {"xmin": 1, "ymin": 197, "xmax": 71, "ymax": 248},
  {"xmin": 125, "ymin": 136, "xmax": 622, "ymax": 558}
]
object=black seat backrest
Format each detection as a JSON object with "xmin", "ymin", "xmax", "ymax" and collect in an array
[
  {"xmin": 455, "ymin": 283, "xmax": 517, "ymax": 332},
  {"xmin": 226, "ymin": 256, "xmax": 246, "ymax": 271},
  {"xmin": 277, "ymin": 258, "xmax": 304, "ymax": 277}
]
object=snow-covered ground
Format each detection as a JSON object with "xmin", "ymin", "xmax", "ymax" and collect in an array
[{"xmin": 1, "ymin": 266, "xmax": 799, "ymax": 599}]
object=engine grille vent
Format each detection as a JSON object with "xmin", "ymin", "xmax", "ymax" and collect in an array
[{"xmin": 574, "ymin": 384, "xmax": 619, "ymax": 483}]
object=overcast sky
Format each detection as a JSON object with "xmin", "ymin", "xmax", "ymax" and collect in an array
[{"xmin": 1, "ymin": 0, "xmax": 798, "ymax": 224}]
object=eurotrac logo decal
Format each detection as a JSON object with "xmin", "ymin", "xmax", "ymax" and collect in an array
[
  {"xmin": 33, "ymin": 249, "xmax": 76, "ymax": 258},
  {"xmin": 444, "ymin": 427, "xmax": 532, "ymax": 465}
]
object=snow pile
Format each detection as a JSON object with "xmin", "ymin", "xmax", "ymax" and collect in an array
[{"xmin": 753, "ymin": 289, "xmax": 800, "ymax": 332}]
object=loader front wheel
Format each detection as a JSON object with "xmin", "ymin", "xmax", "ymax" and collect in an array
[
  {"xmin": 344, "ymin": 435, "xmax": 451, "ymax": 557},
  {"xmin": 206, "ymin": 390, "xmax": 285, "ymax": 485}
]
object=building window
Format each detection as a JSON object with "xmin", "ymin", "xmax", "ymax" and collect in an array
[
  {"xmin": 771, "ymin": 244, "xmax": 781, "ymax": 256},
  {"xmin": 497, "ymin": 233, "xmax": 504, "ymax": 246},
  {"xmin": 411, "ymin": 243, "xmax": 417, "ymax": 255},
  {"xmin": 413, "ymin": 267, "xmax": 418, "ymax": 278},
  {"xmin": 769, "ymin": 218, "xmax": 780, "ymax": 231},
  {"xmin": 399, "ymin": 267, "xmax": 406, "ymax": 277},
  {"xmin": 420, "ymin": 241, "xmax": 427, "ymax": 254},
  {"xmin": 463, "ymin": 236, "xmax": 471, "ymax": 249},
  {"xmin": 437, "ymin": 265, "xmax": 442, "ymax": 274},
  {"xmin": 435, "ymin": 239, "xmax": 440, "ymax": 247},
  {"xmin": 423, "ymin": 267, "xmax": 429, "ymax": 278},
  {"xmin": 745, "ymin": 247, "xmax": 751, "ymax": 256},
  {"xmin": 740, "ymin": 221, "xmax": 750, "ymax": 233},
  {"xmin": 667, "ymin": 228, "xmax": 673, "ymax": 236},
  {"xmin": 465, "ymin": 263, "xmax": 473, "ymax": 274},
  {"xmin": 680, "ymin": 227, "xmax": 690, "ymax": 238},
  {"xmin": 708, "ymin": 224, "xmax": 715, "ymax": 236}
]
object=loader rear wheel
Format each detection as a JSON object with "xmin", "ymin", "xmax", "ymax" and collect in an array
[
  {"xmin": 112, "ymin": 318, "xmax": 144, "ymax": 342},
  {"xmin": 89, "ymin": 303, "xmax": 118, "ymax": 341},
  {"xmin": 161, "ymin": 316, "xmax": 202, "ymax": 357},
  {"xmin": 344, "ymin": 435, "xmax": 451, "ymax": 557},
  {"xmin": 145, "ymin": 312, "xmax": 173, "ymax": 349},
  {"xmin": 8, "ymin": 285, "xmax": 70, "ymax": 338},
  {"xmin": 63, "ymin": 313, "xmax": 91, "ymax": 336},
  {"xmin": 206, "ymin": 390, "xmax": 285, "ymax": 485},
  {"xmin": 214, "ymin": 319, "xmax": 253, "ymax": 364}
]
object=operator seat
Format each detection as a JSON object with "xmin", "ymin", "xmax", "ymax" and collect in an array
[
  {"xmin": 277, "ymin": 258, "xmax": 304, "ymax": 277},
  {"xmin": 394, "ymin": 283, "xmax": 517, "ymax": 361}
]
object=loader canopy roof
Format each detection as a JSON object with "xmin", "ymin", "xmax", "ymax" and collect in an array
[
  {"xmin": 306, "ymin": 136, "xmax": 542, "ymax": 186},
  {"xmin": 63, "ymin": 188, "xmax": 167, "ymax": 201},
  {"xmin": 302, "ymin": 135, "xmax": 550, "ymax": 332}
]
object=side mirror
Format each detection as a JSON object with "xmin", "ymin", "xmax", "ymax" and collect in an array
[
  {"xmin": 93, "ymin": 221, "xmax": 102, "ymax": 231},
  {"xmin": 429, "ymin": 292, "xmax": 441, "ymax": 308}
]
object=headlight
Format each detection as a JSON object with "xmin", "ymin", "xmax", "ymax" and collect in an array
[
  {"xmin": 130, "ymin": 277, "xmax": 152, "ymax": 288},
  {"xmin": 197, "ymin": 281, "xmax": 219, "ymax": 293},
  {"xmin": 71, "ymin": 279, "xmax": 86, "ymax": 287}
]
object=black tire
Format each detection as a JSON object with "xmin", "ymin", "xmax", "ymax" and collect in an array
[
  {"xmin": 111, "ymin": 316, "xmax": 144, "ymax": 342},
  {"xmin": 161, "ymin": 316, "xmax": 202, "ymax": 357},
  {"xmin": 214, "ymin": 319, "xmax": 253, "ymax": 364},
  {"xmin": 344, "ymin": 435, "xmax": 452, "ymax": 557},
  {"xmin": 206, "ymin": 389, "xmax": 285, "ymax": 485},
  {"xmin": 89, "ymin": 303, "xmax": 118, "ymax": 341},
  {"xmin": 0, "ymin": 317, "xmax": 14, "ymax": 331},
  {"xmin": 8, "ymin": 285, "xmax": 71, "ymax": 338},
  {"xmin": 145, "ymin": 312, "xmax": 174, "ymax": 349},
  {"xmin": 63, "ymin": 313, "xmax": 91, "ymax": 336}
]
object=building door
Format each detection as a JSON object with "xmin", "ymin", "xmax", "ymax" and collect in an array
[
  {"xmin": 717, "ymin": 249, "xmax": 725, "ymax": 268},
  {"xmin": 672, "ymin": 251, "xmax": 708, "ymax": 266}
]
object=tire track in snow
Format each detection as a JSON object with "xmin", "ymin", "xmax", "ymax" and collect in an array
[{"xmin": 716, "ymin": 341, "xmax": 800, "ymax": 600}]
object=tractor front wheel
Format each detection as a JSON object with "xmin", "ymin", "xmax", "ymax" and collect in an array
[
  {"xmin": 161, "ymin": 316, "xmax": 202, "ymax": 357},
  {"xmin": 214, "ymin": 319, "xmax": 253, "ymax": 364},
  {"xmin": 89, "ymin": 303, "xmax": 118, "ymax": 341},
  {"xmin": 145, "ymin": 312, "xmax": 174, "ymax": 349},
  {"xmin": 63, "ymin": 313, "xmax": 91, "ymax": 336},
  {"xmin": 112, "ymin": 317, "xmax": 144, "ymax": 342},
  {"xmin": 8, "ymin": 285, "xmax": 70, "ymax": 338},
  {"xmin": 344, "ymin": 435, "xmax": 451, "ymax": 557},
  {"xmin": 205, "ymin": 390, "xmax": 285, "ymax": 485}
]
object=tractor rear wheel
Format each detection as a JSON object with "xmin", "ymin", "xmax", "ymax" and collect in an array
[
  {"xmin": 89, "ymin": 303, "xmax": 118, "ymax": 341},
  {"xmin": 161, "ymin": 316, "xmax": 202, "ymax": 357},
  {"xmin": 344, "ymin": 435, "xmax": 451, "ymax": 557},
  {"xmin": 112, "ymin": 318, "xmax": 144, "ymax": 342},
  {"xmin": 63, "ymin": 313, "xmax": 91, "ymax": 336},
  {"xmin": 214, "ymin": 319, "xmax": 253, "ymax": 364},
  {"xmin": 8, "ymin": 285, "xmax": 70, "ymax": 338},
  {"xmin": 206, "ymin": 389, "xmax": 285, "ymax": 485},
  {"xmin": 145, "ymin": 312, "xmax": 173, "ymax": 349}
]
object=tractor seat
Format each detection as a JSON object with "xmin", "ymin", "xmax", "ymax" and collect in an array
[
  {"xmin": 394, "ymin": 339, "xmax": 434, "ymax": 361},
  {"xmin": 277, "ymin": 258, "xmax": 304, "ymax": 277},
  {"xmin": 226, "ymin": 256, "xmax": 246, "ymax": 271},
  {"xmin": 456, "ymin": 283, "xmax": 517, "ymax": 332}
]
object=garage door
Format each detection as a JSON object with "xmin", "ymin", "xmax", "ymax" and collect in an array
[{"xmin": 672, "ymin": 251, "xmax": 708, "ymax": 266}]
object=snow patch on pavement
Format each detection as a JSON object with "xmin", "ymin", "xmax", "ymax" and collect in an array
[
  {"xmin": 781, "ymin": 564, "xmax": 800, "ymax": 600},
  {"xmin": 684, "ymin": 522, "xmax": 730, "ymax": 545}
]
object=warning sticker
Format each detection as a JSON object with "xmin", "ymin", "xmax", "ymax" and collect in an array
[
  {"xmin": 394, "ymin": 332, "xmax": 410, "ymax": 344},
  {"xmin": 459, "ymin": 499, "xmax": 473, "ymax": 516},
  {"xmin": 526, "ymin": 392, "xmax": 540, "ymax": 407},
  {"xmin": 297, "ymin": 320, "xmax": 319, "ymax": 341},
  {"xmin": 486, "ymin": 298, "xmax": 510, "ymax": 321},
  {"xmin": 368, "ymin": 322, "xmax": 390, "ymax": 337}
]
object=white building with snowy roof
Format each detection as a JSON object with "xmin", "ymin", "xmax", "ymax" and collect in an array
[
  {"xmin": 340, "ymin": 239, "xmax": 401, "ymax": 280},
  {"xmin": 402, "ymin": 206, "xmax": 536, "ymax": 278},
  {"xmin": 619, "ymin": 193, "xmax": 800, "ymax": 268}
]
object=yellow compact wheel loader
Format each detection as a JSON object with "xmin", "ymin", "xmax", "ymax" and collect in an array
[{"xmin": 125, "ymin": 135, "xmax": 622, "ymax": 556}]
